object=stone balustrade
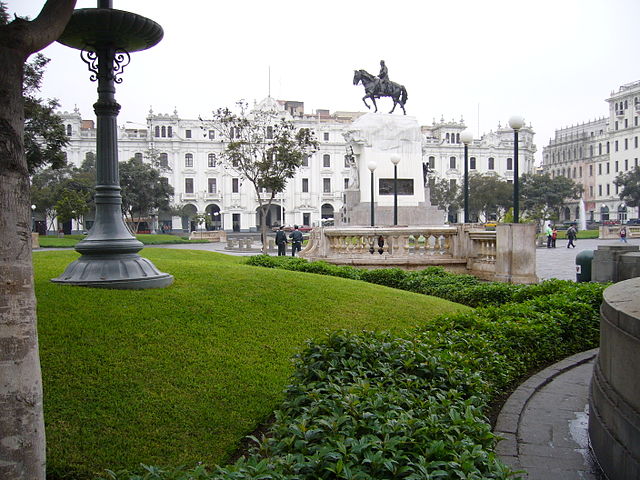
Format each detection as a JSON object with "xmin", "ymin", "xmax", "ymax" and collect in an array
[{"xmin": 301, "ymin": 223, "xmax": 537, "ymax": 284}]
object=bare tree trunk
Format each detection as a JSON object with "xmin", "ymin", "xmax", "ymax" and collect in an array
[{"xmin": 0, "ymin": 2, "xmax": 76, "ymax": 479}]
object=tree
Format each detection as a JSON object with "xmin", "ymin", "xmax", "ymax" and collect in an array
[
  {"xmin": 0, "ymin": 2, "xmax": 76, "ymax": 479},
  {"xmin": 54, "ymin": 188, "xmax": 90, "ymax": 230},
  {"xmin": 24, "ymin": 53, "xmax": 68, "ymax": 174},
  {"xmin": 120, "ymin": 157, "xmax": 174, "ymax": 233},
  {"xmin": 429, "ymin": 177, "xmax": 460, "ymax": 222},
  {"xmin": 520, "ymin": 173, "xmax": 582, "ymax": 226},
  {"xmin": 205, "ymin": 101, "xmax": 318, "ymax": 252},
  {"xmin": 463, "ymin": 173, "xmax": 513, "ymax": 222},
  {"xmin": 615, "ymin": 167, "xmax": 640, "ymax": 217}
]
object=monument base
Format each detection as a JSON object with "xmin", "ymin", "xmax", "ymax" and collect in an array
[{"xmin": 51, "ymin": 253, "xmax": 174, "ymax": 289}]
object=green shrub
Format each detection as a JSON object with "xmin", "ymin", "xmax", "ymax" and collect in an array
[{"xmin": 359, "ymin": 267, "xmax": 408, "ymax": 289}]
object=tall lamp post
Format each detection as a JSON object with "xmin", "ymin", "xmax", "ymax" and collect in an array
[
  {"xmin": 368, "ymin": 160, "xmax": 377, "ymax": 227},
  {"xmin": 391, "ymin": 154, "xmax": 401, "ymax": 225},
  {"xmin": 52, "ymin": 1, "xmax": 173, "ymax": 289},
  {"xmin": 508, "ymin": 116, "xmax": 525, "ymax": 223},
  {"xmin": 460, "ymin": 130, "xmax": 473, "ymax": 223}
]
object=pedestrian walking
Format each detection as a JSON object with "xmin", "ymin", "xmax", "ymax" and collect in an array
[
  {"xmin": 566, "ymin": 225, "xmax": 577, "ymax": 248},
  {"xmin": 552, "ymin": 227, "xmax": 558, "ymax": 248},
  {"xmin": 289, "ymin": 225, "xmax": 303, "ymax": 256},
  {"xmin": 620, "ymin": 225, "xmax": 628, "ymax": 243},
  {"xmin": 275, "ymin": 226, "xmax": 287, "ymax": 256}
]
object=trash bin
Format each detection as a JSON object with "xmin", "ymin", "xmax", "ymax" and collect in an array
[{"xmin": 576, "ymin": 250, "xmax": 594, "ymax": 282}]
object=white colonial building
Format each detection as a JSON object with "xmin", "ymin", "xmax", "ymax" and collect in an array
[
  {"xmin": 542, "ymin": 80, "xmax": 640, "ymax": 223},
  {"xmin": 59, "ymin": 99, "xmax": 537, "ymax": 233}
]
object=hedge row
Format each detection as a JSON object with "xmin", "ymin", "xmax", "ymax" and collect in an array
[{"xmin": 103, "ymin": 258, "xmax": 606, "ymax": 479}]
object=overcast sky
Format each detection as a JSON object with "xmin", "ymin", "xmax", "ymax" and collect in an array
[{"xmin": 8, "ymin": 0, "xmax": 640, "ymax": 164}]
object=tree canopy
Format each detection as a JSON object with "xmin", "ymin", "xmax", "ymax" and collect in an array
[
  {"xmin": 520, "ymin": 173, "xmax": 582, "ymax": 223},
  {"xmin": 462, "ymin": 173, "xmax": 513, "ymax": 222},
  {"xmin": 120, "ymin": 157, "xmax": 174, "ymax": 232},
  {"xmin": 429, "ymin": 177, "xmax": 460, "ymax": 221},
  {"xmin": 615, "ymin": 167, "xmax": 640, "ymax": 209},
  {"xmin": 205, "ymin": 101, "xmax": 317, "ymax": 250}
]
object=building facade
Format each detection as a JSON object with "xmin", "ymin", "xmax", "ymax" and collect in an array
[
  {"xmin": 542, "ymin": 80, "xmax": 640, "ymax": 223},
  {"xmin": 59, "ymin": 100, "xmax": 537, "ymax": 233}
]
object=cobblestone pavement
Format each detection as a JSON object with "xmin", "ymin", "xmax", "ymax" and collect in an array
[{"xmin": 535, "ymin": 237, "xmax": 640, "ymax": 281}]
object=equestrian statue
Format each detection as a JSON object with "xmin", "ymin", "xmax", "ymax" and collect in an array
[{"xmin": 353, "ymin": 60, "xmax": 408, "ymax": 115}]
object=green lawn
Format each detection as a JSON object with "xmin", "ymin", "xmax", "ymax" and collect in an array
[
  {"xmin": 37, "ymin": 233, "xmax": 206, "ymax": 248},
  {"xmin": 34, "ymin": 249, "xmax": 470, "ymax": 479}
]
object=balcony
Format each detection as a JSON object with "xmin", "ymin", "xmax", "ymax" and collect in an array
[
  {"xmin": 181, "ymin": 193, "xmax": 197, "ymax": 201},
  {"xmin": 204, "ymin": 192, "xmax": 221, "ymax": 201}
]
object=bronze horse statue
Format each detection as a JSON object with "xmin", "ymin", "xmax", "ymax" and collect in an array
[{"xmin": 353, "ymin": 69, "xmax": 408, "ymax": 115}]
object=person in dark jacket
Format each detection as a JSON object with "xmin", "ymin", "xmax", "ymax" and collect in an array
[
  {"xmin": 275, "ymin": 226, "xmax": 287, "ymax": 256},
  {"xmin": 566, "ymin": 225, "xmax": 577, "ymax": 248},
  {"xmin": 289, "ymin": 225, "xmax": 303, "ymax": 256}
]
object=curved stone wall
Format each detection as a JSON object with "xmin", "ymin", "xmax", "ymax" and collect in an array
[{"xmin": 589, "ymin": 277, "xmax": 640, "ymax": 479}]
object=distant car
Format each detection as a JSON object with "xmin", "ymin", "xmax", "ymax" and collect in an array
[{"xmin": 626, "ymin": 218, "xmax": 640, "ymax": 225}]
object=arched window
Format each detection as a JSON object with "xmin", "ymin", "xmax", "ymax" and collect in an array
[
  {"xmin": 449, "ymin": 156, "xmax": 456, "ymax": 169},
  {"xmin": 469, "ymin": 157, "xmax": 476, "ymax": 170},
  {"xmin": 506, "ymin": 157, "xmax": 513, "ymax": 170},
  {"xmin": 167, "ymin": 126, "xmax": 173, "ymax": 138},
  {"xmin": 323, "ymin": 154, "xmax": 331, "ymax": 168},
  {"xmin": 155, "ymin": 126, "xmax": 160, "ymax": 137},
  {"xmin": 445, "ymin": 133, "xmax": 450, "ymax": 143},
  {"xmin": 456, "ymin": 133, "xmax": 460, "ymax": 144},
  {"xmin": 66, "ymin": 124, "xmax": 72, "ymax": 136},
  {"xmin": 161, "ymin": 126, "xmax": 166, "ymax": 137},
  {"xmin": 488, "ymin": 157, "xmax": 495, "ymax": 170},
  {"xmin": 185, "ymin": 153, "xmax": 194, "ymax": 168}
]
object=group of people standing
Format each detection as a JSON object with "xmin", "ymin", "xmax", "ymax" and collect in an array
[
  {"xmin": 275, "ymin": 225, "xmax": 303, "ymax": 257},
  {"xmin": 545, "ymin": 223, "xmax": 578, "ymax": 248}
]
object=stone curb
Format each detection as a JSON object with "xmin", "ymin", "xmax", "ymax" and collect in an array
[{"xmin": 493, "ymin": 348, "xmax": 599, "ymax": 474}]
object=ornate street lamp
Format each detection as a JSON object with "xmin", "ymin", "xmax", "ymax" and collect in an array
[
  {"xmin": 460, "ymin": 130, "xmax": 473, "ymax": 223},
  {"xmin": 508, "ymin": 115, "xmax": 525, "ymax": 223},
  {"xmin": 368, "ymin": 160, "xmax": 377, "ymax": 227},
  {"xmin": 52, "ymin": 0, "xmax": 173, "ymax": 289},
  {"xmin": 391, "ymin": 154, "xmax": 401, "ymax": 225}
]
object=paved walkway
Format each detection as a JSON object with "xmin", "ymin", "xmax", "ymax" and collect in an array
[{"xmin": 495, "ymin": 349, "xmax": 605, "ymax": 479}]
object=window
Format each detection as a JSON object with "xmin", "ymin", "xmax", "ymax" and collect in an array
[
  {"xmin": 469, "ymin": 157, "xmax": 476, "ymax": 170},
  {"xmin": 344, "ymin": 178, "xmax": 350, "ymax": 190},
  {"xmin": 589, "ymin": 186, "xmax": 593, "ymax": 197},
  {"xmin": 598, "ymin": 185, "xmax": 602, "ymax": 196},
  {"xmin": 579, "ymin": 166, "xmax": 582, "ymax": 177},
  {"xmin": 134, "ymin": 152, "xmax": 143, "ymax": 162},
  {"xmin": 208, "ymin": 153, "xmax": 216, "ymax": 168},
  {"xmin": 625, "ymin": 138, "xmax": 628, "ymax": 150},
  {"xmin": 323, "ymin": 178, "xmax": 331, "ymax": 193},
  {"xmin": 599, "ymin": 143, "xmax": 602, "ymax": 155},
  {"xmin": 167, "ymin": 126, "xmax": 172, "ymax": 138},
  {"xmin": 208, "ymin": 178, "xmax": 217, "ymax": 194},
  {"xmin": 636, "ymin": 137, "xmax": 639, "ymax": 148},
  {"xmin": 615, "ymin": 161, "xmax": 619, "ymax": 172},
  {"xmin": 302, "ymin": 178, "xmax": 309, "ymax": 193},
  {"xmin": 208, "ymin": 130, "xmax": 215, "ymax": 140},
  {"xmin": 615, "ymin": 140, "xmax": 619, "ymax": 152},
  {"xmin": 589, "ymin": 164, "xmax": 593, "ymax": 176},
  {"xmin": 185, "ymin": 129, "xmax": 192, "ymax": 139},
  {"xmin": 506, "ymin": 157, "xmax": 513, "ymax": 170},
  {"xmin": 625, "ymin": 119, "xmax": 629, "ymax": 128},
  {"xmin": 159, "ymin": 153, "xmax": 168, "ymax": 168},
  {"xmin": 488, "ymin": 157, "xmax": 495, "ymax": 170},
  {"xmin": 232, "ymin": 178, "xmax": 239, "ymax": 193},
  {"xmin": 428, "ymin": 156, "xmax": 435, "ymax": 169},
  {"xmin": 185, "ymin": 153, "xmax": 193, "ymax": 168},
  {"xmin": 301, "ymin": 156, "xmax": 309, "ymax": 167},
  {"xmin": 155, "ymin": 126, "xmax": 160, "ymax": 137},
  {"xmin": 266, "ymin": 126, "xmax": 273, "ymax": 139},
  {"xmin": 590, "ymin": 145, "xmax": 594, "ymax": 157},
  {"xmin": 66, "ymin": 124, "xmax": 72, "ymax": 136},
  {"xmin": 185, "ymin": 178, "xmax": 194, "ymax": 194},
  {"xmin": 161, "ymin": 126, "xmax": 166, "ymax": 137},
  {"xmin": 606, "ymin": 184, "xmax": 610, "ymax": 196},
  {"xmin": 606, "ymin": 162, "xmax": 610, "ymax": 174},
  {"xmin": 607, "ymin": 142, "xmax": 610, "ymax": 154},
  {"xmin": 323, "ymin": 154, "xmax": 331, "ymax": 168},
  {"xmin": 449, "ymin": 156, "xmax": 456, "ymax": 169},
  {"xmin": 323, "ymin": 132, "xmax": 329, "ymax": 141}
]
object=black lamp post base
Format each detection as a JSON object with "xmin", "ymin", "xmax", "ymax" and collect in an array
[{"xmin": 51, "ymin": 253, "xmax": 174, "ymax": 289}]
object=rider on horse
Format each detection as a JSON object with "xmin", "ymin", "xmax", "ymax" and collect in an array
[{"xmin": 377, "ymin": 60, "xmax": 390, "ymax": 96}]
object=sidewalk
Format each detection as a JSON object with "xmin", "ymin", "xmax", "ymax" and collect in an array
[{"xmin": 494, "ymin": 349, "xmax": 605, "ymax": 479}]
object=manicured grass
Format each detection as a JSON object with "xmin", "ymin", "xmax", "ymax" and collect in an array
[
  {"xmin": 37, "ymin": 233, "xmax": 206, "ymax": 248},
  {"xmin": 34, "ymin": 249, "xmax": 470, "ymax": 479}
]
